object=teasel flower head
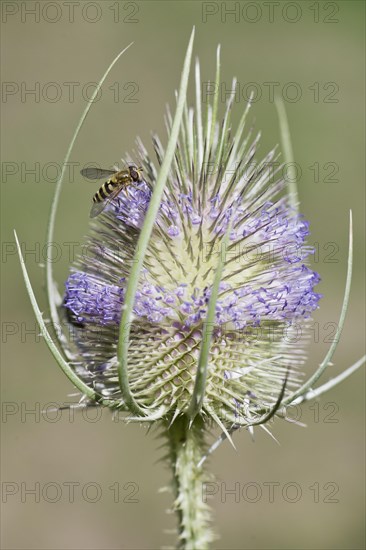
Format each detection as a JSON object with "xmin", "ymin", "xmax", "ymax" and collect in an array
[
  {"xmin": 63, "ymin": 68, "xmax": 322, "ymax": 426},
  {"xmin": 16, "ymin": 34, "xmax": 364, "ymax": 549}
]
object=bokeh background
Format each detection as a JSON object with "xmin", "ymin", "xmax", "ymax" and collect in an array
[{"xmin": 1, "ymin": 1, "xmax": 365, "ymax": 548}]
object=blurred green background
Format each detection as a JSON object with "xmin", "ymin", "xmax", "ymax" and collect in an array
[{"xmin": 1, "ymin": 1, "xmax": 365, "ymax": 548}]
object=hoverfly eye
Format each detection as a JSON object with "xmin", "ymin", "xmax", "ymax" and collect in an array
[{"xmin": 130, "ymin": 169, "xmax": 138, "ymax": 181}]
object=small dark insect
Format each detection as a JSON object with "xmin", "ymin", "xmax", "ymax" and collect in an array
[{"xmin": 81, "ymin": 164, "xmax": 144, "ymax": 218}]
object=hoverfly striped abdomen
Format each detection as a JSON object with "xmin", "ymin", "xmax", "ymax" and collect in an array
[{"xmin": 92, "ymin": 178, "xmax": 119, "ymax": 204}]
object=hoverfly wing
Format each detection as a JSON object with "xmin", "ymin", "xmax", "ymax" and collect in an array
[
  {"xmin": 90, "ymin": 200, "xmax": 108, "ymax": 218},
  {"xmin": 90, "ymin": 184, "xmax": 124, "ymax": 218},
  {"xmin": 81, "ymin": 167, "xmax": 116, "ymax": 180}
]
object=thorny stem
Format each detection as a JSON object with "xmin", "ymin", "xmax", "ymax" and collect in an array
[{"xmin": 166, "ymin": 416, "xmax": 214, "ymax": 550}]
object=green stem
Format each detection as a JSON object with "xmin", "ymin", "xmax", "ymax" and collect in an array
[{"xmin": 166, "ymin": 416, "xmax": 215, "ymax": 550}]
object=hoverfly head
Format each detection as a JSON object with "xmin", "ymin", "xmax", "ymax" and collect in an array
[{"xmin": 129, "ymin": 164, "xmax": 144, "ymax": 182}]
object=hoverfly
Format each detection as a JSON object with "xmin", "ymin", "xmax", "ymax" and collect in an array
[{"xmin": 81, "ymin": 164, "xmax": 144, "ymax": 218}]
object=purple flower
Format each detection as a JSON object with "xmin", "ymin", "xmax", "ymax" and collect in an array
[
  {"xmin": 65, "ymin": 198, "xmax": 320, "ymax": 329},
  {"xmin": 63, "ymin": 85, "xmax": 321, "ymax": 422}
]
